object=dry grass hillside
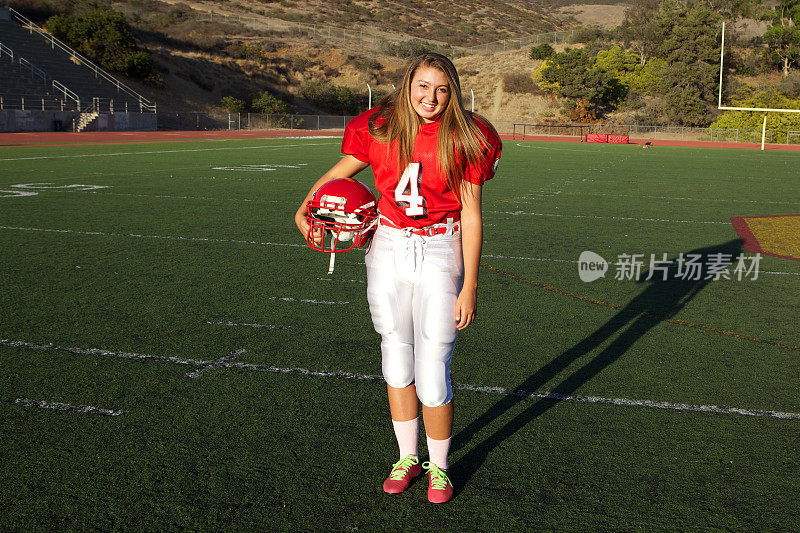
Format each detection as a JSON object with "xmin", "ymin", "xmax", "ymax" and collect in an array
[
  {"xmin": 160, "ymin": 0, "xmax": 566, "ymax": 45},
  {"xmin": 32, "ymin": 0, "xmax": 632, "ymax": 123}
]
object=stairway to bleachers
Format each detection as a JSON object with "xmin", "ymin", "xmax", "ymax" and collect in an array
[
  {"xmin": 0, "ymin": 45, "xmax": 71, "ymax": 110},
  {"xmin": 0, "ymin": 8, "xmax": 155, "ymax": 114}
]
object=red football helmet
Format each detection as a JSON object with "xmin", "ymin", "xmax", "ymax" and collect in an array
[{"xmin": 306, "ymin": 178, "xmax": 378, "ymax": 253}]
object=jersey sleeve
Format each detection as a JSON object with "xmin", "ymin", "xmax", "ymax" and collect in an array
[
  {"xmin": 464, "ymin": 118, "xmax": 502, "ymax": 185},
  {"xmin": 341, "ymin": 109, "xmax": 378, "ymax": 163}
]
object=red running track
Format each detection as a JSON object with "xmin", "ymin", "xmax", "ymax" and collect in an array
[{"xmin": 1, "ymin": 129, "xmax": 799, "ymax": 151}]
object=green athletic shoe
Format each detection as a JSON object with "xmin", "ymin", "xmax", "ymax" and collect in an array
[
  {"xmin": 422, "ymin": 461, "xmax": 453, "ymax": 503},
  {"xmin": 383, "ymin": 455, "xmax": 421, "ymax": 494}
]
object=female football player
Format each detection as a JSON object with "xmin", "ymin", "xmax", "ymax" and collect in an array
[{"xmin": 295, "ymin": 52, "xmax": 501, "ymax": 503}]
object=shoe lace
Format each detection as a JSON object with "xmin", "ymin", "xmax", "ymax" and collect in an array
[
  {"xmin": 422, "ymin": 461, "xmax": 451, "ymax": 490},
  {"xmin": 389, "ymin": 455, "xmax": 419, "ymax": 480}
]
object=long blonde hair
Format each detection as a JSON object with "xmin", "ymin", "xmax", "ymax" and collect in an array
[{"xmin": 369, "ymin": 53, "xmax": 491, "ymax": 200}]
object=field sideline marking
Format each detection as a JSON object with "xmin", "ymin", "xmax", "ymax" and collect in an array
[
  {"xmin": 0, "ymin": 142, "xmax": 338, "ymax": 162},
  {"xmin": 481, "ymin": 263, "xmax": 800, "ymax": 352},
  {"xmin": 1, "ymin": 225, "xmax": 797, "ymax": 277},
  {"xmin": 13, "ymin": 398, "xmax": 125, "ymax": 416},
  {"xmin": 2, "ymin": 339, "xmax": 798, "ymax": 421}
]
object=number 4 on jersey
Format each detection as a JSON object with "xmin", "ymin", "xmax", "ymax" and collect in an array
[{"xmin": 394, "ymin": 162, "xmax": 425, "ymax": 217}]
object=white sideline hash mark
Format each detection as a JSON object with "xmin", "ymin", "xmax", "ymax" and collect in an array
[
  {"xmin": 3, "ymin": 339, "xmax": 799, "ymax": 421},
  {"xmin": 207, "ymin": 321, "xmax": 292, "ymax": 329},
  {"xmin": 269, "ymin": 297, "xmax": 349, "ymax": 305},
  {"xmin": 211, "ymin": 163, "xmax": 309, "ymax": 171},
  {"xmin": 0, "ymin": 189, "xmax": 37, "ymax": 198},
  {"xmin": 13, "ymin": 398, "xmax": 125, "ymax": 416}
]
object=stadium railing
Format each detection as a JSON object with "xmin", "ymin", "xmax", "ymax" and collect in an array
[{"xmin": 6, "ymin": 7, "xmax": 156, "ymax": 113}]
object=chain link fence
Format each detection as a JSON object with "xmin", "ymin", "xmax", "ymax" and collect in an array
[
  {"xmin": 511, "ymin": 122, "xmax": 800, "ymax": 145},
  {"xmin": 461, "ymin": 30, "xmax": 577, "ymax": 55},
  {"xmin": 158, "ymin": 113, "xmax": 800, "ymax": 145},
  {"xmin": 156, "ymin": 113, "xmax": 359, "ymax": 131}
]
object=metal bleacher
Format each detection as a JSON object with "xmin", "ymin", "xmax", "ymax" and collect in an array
[{"xmin": 0, "ymin": 6, "xmax": 155, "ymax": 120}]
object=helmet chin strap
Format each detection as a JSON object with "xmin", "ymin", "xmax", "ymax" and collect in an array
[{"xmin": 327, "ymin": 232, "xmax": 336, "ymax": 274}]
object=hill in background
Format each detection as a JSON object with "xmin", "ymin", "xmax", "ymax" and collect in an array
[{"xmin": 7, "ymin": 0, "xmax": 797, "ymax": 131}]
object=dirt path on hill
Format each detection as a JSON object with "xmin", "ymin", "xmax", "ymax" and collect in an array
[{"xmin": 491, "ymin": 82, "xmax": 504, "ymax": 121}]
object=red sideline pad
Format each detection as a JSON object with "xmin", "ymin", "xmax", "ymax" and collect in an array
[{"xmin": 585, "ymin": 133, "xmax": 630, "ymax": 144}]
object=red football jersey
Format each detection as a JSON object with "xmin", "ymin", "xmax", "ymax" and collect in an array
[{"xmin": 342, "ymin": 107, "xmax": 502, "ymax": 229}]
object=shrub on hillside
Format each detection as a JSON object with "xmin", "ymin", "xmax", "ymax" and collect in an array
[
  {"xmin": 380, "ymin": 39, "xmax": 458, "ymax": 60},
  {"xmin": 570, "ymin": 26, "xmax": 612, "ymax": 45},
  {"xmin": 45, "ymin": 6, "xmax": 154, "ymax": 79},
  {"xmin": 301, "ymin": 80, "xmax": 361, "ymax": 115},
  {"xmin": 349, "ymin": 55, "xmax": 383, "ymax": 72},
  {"xmin": 503, "ymin": 73, "xmax": 541, "ymax": 94},
  {"xmin": 529, "ymin": 43, "xmax": 554, "ymax": 60},
  {"xmin": 6, "ymin": 0, "xmax": 72, "ymax": 22}
]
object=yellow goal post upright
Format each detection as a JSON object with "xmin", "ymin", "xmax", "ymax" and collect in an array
[{"xmin": 718, "ymin": 22, "xmax": 800, "ymax": 150}]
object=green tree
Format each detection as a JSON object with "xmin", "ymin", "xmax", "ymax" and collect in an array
[
  {"xmin": 618, "ymin": 0, "xmax": 662, "ymax": 65},
  {"xmin": 594, "ymin": 45, "xmax": 665, "ymax": 96},
  {"xmin": 538, "ymin": 48, "xmax": 627, "ymax": 113},
  {"xmin": 710, "ymin": 88, "xmax": 800, "ymax": 142},
  {"xmin": 656, "ymin": 1, "xmax": 721, "ymax": 125},
  {"xmin": 251, "ymin": 92, "xmax": 292, "ymax": 114},
  {"xmin": 763, "ymin": 0, "xmax": 800, "ymax": 76},
  {"xmin": 220, "ymin": 96, "xmax": 246, "ymax": 113}
]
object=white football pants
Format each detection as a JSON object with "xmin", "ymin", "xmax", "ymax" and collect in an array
[{"xmin": 365, "ymin": 223, "xmax": 463, "ymax": 407}]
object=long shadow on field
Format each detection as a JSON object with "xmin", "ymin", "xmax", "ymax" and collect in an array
[{"xmin": 450, "ymin": 239, "xmax": 744, "ymax": 494}]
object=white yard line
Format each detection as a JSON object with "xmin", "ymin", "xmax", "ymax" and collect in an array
[
  {"xmin": 185, "ymin": 349, "xmax": 247, "ymax": 379},
  {"xmin": 66, "ymin": 190, "xmax": 281, "ymax": 203},
  {"xmin": 1, "ymin": 225, "xmax": 796, "ymax": 276},
  {"xmin": 13, "ymin": 398, "xmax": 125, "ymax": 416},
  {"xmin": 3, "ymin": 339, "xmax": 798, "ymax": 421},
  {"xmin": 0, "ymin": 225, "xmax": 306, "ymax": 248},
  {"xmin": 0, "ymin": 142, "xmax": 338, "ymax": 162}
]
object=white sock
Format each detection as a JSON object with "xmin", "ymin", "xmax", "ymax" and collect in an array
[
  {"xmin": 426, "ymin": 435, "xmax": 451, "ymax": 470},
  {"xmin": 392, "ymin": 418, "xmax": 419, "ymax": 459}
]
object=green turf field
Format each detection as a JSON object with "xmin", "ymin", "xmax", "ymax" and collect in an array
[{"xmin": 1, "ymin": 137, "xmax": 798, "ymax": 530}]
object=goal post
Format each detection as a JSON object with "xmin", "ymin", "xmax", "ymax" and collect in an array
[{"xmin": 718, "ymin": 21, "xmax": 800, "ymax": 150}]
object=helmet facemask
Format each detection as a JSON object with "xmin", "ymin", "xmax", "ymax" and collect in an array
[{"xmin": 306, "ymin": 188, "xmax": 377, "ymax": 254}]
